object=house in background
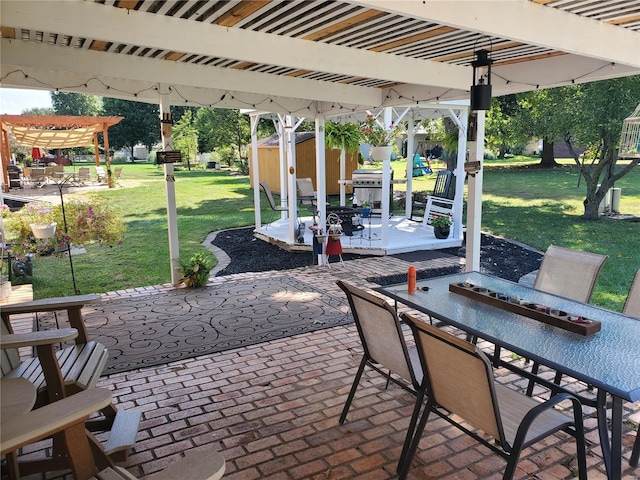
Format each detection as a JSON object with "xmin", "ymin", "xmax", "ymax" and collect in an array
[{"xmin": 248, "ymin": 132, "xmax": 359, "ymax": 195}]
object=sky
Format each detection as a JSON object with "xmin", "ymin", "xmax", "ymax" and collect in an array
[{"xmin": 0, "ymin": 88, "xmax": 53, "ymax": 114}]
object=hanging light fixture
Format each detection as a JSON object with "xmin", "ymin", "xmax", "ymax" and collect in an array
[{"xmin": 470, "ymin": 49, "xmax": 493, "ymax": 111}]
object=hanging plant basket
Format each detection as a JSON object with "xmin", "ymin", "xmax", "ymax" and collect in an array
[
  {"xmin": 30, "ymin": 222, "xmax": 57, "ymax": 239},
  {"xmin": 371, "ymin": 146, "xmax": 392, "ymax": 162}
]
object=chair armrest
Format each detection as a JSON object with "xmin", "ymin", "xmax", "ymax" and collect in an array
[
  {"xmin": 1, "ymin": 294, "xmax": 99, "ymax": 344},
  {"xmin": 0, "ymin": 329, "xmax": 78, "ymax": 349},
  {"xmin": 143, "ymin": 450, "xmax": 225, "ymax": 480},
  {"xmin": 0, "ymin": 388, "xmax": 113, "ymax": 455},
  {"xmin": 0, "ymin": 294, "xmax": 101, "ymax": 315},
  {"xmin": 1, "ymin": 329, "xmax": 79, "ymax": 402}
]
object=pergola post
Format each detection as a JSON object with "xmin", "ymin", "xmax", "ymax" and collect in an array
[
  {"xmin": 93, "ymin": 132, "xmax": 101, "ymax": 166},
  {"xmin": 1, "ymin": 124, "xmax": 11, "ymax": 192},
  {"xmin": 158, "ymin": 90, "xmax": 180, "ymax": 286},
  {"xmin": 315, "ymin": 115, "xmax": 327, "ymax": 231},
  {"xmin": 102, "ymin": 123, "xmax": 113, "ymax": 188},
  {"xmin": 250, "ymin": 114, "xmax": 261, "ymax": 231},
  {"xmin": 466, "ymin": 111, "xmax": 485, "ymax": 271}
]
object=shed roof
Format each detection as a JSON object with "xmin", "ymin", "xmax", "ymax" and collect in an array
[{"xmin": 256, "ymin": 132, "xmax": 316, "ymax": 147}]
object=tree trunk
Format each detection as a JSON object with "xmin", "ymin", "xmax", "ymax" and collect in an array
[
  {"xmin": 538, "ymin": 138, "xmax": 558, "ymax": 167},
  {"xmin": 583, "ymin": 196, "xmax": 601, "ymax": 220}
]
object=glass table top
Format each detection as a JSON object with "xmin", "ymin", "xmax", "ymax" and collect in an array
[{"xmin": 378, "ymin": 271, "xmax": 640, "ymax": 401}]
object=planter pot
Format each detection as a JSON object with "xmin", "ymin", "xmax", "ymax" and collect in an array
[
  {"xmin": 371, "ymin": 146, "xmax": 392, "ymax": 162},
  {"xmin": 30, "ymin": 222, "xmax": 57, "ymax": 239},
  {"xmin": 433, "ymin": 226, "xmax": 450, "ymax": 239},
  {"xmin": 361, "ymin": 207, "xmax": 371, "ymax": 218}
]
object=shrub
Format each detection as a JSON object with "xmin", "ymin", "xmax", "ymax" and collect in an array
[
  {"xmin": 4, "ymin": 198, "xmax": 124, "ymax": 258},
  {"xmin": 179, "ymin": 252, "xmax": 214, "ymax": 287}
]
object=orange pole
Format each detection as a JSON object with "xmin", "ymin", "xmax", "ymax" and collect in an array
[
  {"xmin": 103, "ymin": 124, "xmax": 112, "ymax": 188},
  {"xmin": 93, "ymin": 132, "xmax": 101, "ymax": 166},
  {"xmin": 1, "ymin": 124, "xmax": 11, "ymax": 193}
]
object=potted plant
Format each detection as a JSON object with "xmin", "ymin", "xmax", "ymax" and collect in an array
[
  {"xmin": 360, "ymin": 200, "xmax": 372, "ymax": 218},
  {"xmin": 179, "ymin": 252, "xmax": 214, "ymax": 287},
  {"xmin": 431, "ymin": 214, "xmax": 452, "ymax": 239},
  {"xmin": 4, "ymin": 198, "xmax": 124, "ymax": 257},
  {"xmin": 325, "ymin": 122, "xmax": 360, "ymax": 154},
  {"xmin": 359, "ymin": 114, "xmax": 402, "ymax": 161}
]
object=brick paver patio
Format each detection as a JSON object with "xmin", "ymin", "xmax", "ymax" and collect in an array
[{"xmin": 7, "ymin": 253, "xmax": 640, "ymax": 479}]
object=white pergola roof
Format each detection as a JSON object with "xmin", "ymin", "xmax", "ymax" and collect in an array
[{"xmin": 1, "ymin": 1, "xmax": 639, "ymax": 115}]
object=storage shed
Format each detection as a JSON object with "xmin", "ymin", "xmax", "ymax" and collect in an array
[{"xmin": 248, "ymin": 132, "xmax": 359, "ymax": 195}]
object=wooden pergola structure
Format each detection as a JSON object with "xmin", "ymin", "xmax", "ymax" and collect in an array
[{"xmin": 0, "ymin": 115, "xmax": 123, "ymax": 191}]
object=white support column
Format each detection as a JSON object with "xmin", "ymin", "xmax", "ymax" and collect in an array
[
  {"xmin": 453, "ymin": 109, "xmax": 468, "ymax": 241},
  {"xmin": 158, "ymin": 87, "xmax": 180, "ymax": 286},
  {"xmin": 276, "ymin": 115, "xmax": 288, "ymax": 216},
  {"xmin": 466, "ymin": 111, "xmax": 485, "ymax": 272},
  {"xmin": 339, "ymin": 148, "xmax": 346, "ymax": 207},
  {"xmin": 380, "ymin": 107, "xmax": 393, "ymax": 247},
  {"xmin": 250, "ymin": 114, "xmax": 261, "ymax": 230},
  {"xmin": 405, "ymin": 114, "xmax": 415, "ymax": 218},
  {"xmin": 315, "ymin": 115, "xmax": 327, "ymax": 230},
  {"xmin": 285, "ymin": 115, "xmax": 298, "ymax": 244}
]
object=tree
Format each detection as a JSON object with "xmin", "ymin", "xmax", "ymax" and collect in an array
[
  {"xmin": 566, "ymin": 76, "xmax": 640, "ymax": 219},
  {"xmin": 101, "ymin": 98, "xmax": 160, "ymax": 157},
  {"xmin": 514, "ymin": 87, "xmax": 579, "ymax": 167},
  {"xmin": 485, "ymin": 96, "xmax": 522, "ymax": 159},
  {"xmin": 50, "ymin": 92, "xmax": 101, "ymax": 116},
  {"xmin": 172, "ymin": 110, "xmax": 198, "ymax": 169},
  {"xmin": 21, "ymin": 107, "xmax": 55, "ymax": 116},
  {"xmin": 194, "ymin": 108, "xmax": 250, "ymax": 160}
]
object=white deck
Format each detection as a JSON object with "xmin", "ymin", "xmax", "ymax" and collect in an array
[{"xmin": 254, "ymin": 215, "xmax": 462, "ymax": 256}]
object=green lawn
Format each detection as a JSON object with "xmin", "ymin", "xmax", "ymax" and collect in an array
[{"xmin": 18, "ymin": 159, "xmax": 640, "ymax": 312}]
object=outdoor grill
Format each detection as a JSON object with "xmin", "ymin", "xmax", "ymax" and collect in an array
[{"xmin": 352, "ymin": 169, "xmax": 393, "ymax": 213}]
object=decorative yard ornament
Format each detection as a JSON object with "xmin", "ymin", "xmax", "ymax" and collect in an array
[
  {"xmin": 618, "ymin": 103, "xmax": 640, "ymax": 158},
  {"xmin": 470, "ymin": 49, "xmax": 493, "ymax": 111}
]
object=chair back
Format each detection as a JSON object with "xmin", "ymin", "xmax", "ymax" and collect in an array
[
  {"xmin": 296, "ymin": 178, "xmax": 316, "ymax": 206},
  {"xmin": 31, "ymin": 167, "xmax": 46, "ymax": 182},
  {"xmin": 0, "ymin": 321, "xmax": 22, "ymax": 378},
  {"xmin": 78, "ymin": 167, "xmax": 90, "ymax": 181},
  {"xmin": 402, "ymin": 313, "xmax": 504, "ymax": 442},
  {"xmin": 534, "ymin": 245, "xmax": 608, "ymax": 302},
  {"xmin": 259, "ymin": 182, "xmax": 286, "ymax": 211},
  {"xmin": 432, "ymin": 170, "xmax": 454, "ymax": 199},
  {"xmin": 336, "ymin": 281, "xmax": 419, "ymax": 387},
  {"xmin": 623, "ymin": 268, "xmax": 640, "ymax": 318}
]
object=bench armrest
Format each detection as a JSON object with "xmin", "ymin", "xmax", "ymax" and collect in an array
[
  {"xmin": 0, "ymin": 294, "xmax": 101, "ymax": 315},
  {"xmin": 1, "ymin": 294, "xmax": 100, "ymax": 344},
  {"xmin": 0, "ymin": 388, "xmax": 112, "ymax": 455},
  {"xmin": 0, "ymin": 329, "xmax": 78, "ymax": 349}
]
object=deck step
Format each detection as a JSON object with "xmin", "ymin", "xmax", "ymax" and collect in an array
[{"xmin": 104, "ymin": 409, "xmax": 141, "ymax": 459}]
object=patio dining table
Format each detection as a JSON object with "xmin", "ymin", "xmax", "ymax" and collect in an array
[{"xmin": 377, "ymin": 271, "xmax": 640, "ymax": 480}]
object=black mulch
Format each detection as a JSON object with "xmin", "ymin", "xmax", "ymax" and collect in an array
[{"xmin": 211, "ymin": 227, "xmax": 543, "ymax": 284}]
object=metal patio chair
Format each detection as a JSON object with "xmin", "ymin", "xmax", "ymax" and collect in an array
[
  {"xmin": 336, "ymin": 281, "xmax": 424, "ymax": 464},
  {"xmin": 525, "ymin": 245, "xmax": 608, "ymax": 396},
  {"xmin": 398, "ymin": 313, "xmax": 587, "ymax": 480},
  {"xmin": 296, "ymin": 177, "xmax": 328, "ymax": 215},
  {"xmin": 95, "ymin": 166, "xmax": 108, "ymax": 183},
  {"xmin": 259, "ymin": 181, "xmax": 289, "ymax": 227}
]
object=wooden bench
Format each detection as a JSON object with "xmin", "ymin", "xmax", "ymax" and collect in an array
[
  {"xmin": 1, "ymin": 294, "xmax": 141, "ymax": 467},
  {"xmin": 1, "ymin": 294, "xmax": 105, "ymax": 400},
  {"xmin": 1, "ymin": 388, "xmax": 225, "ymax": 480}
]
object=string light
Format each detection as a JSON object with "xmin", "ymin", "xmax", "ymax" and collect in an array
[{"xmin": 0, "ymin": 62, "xmax": 618, "ymax": 116}]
